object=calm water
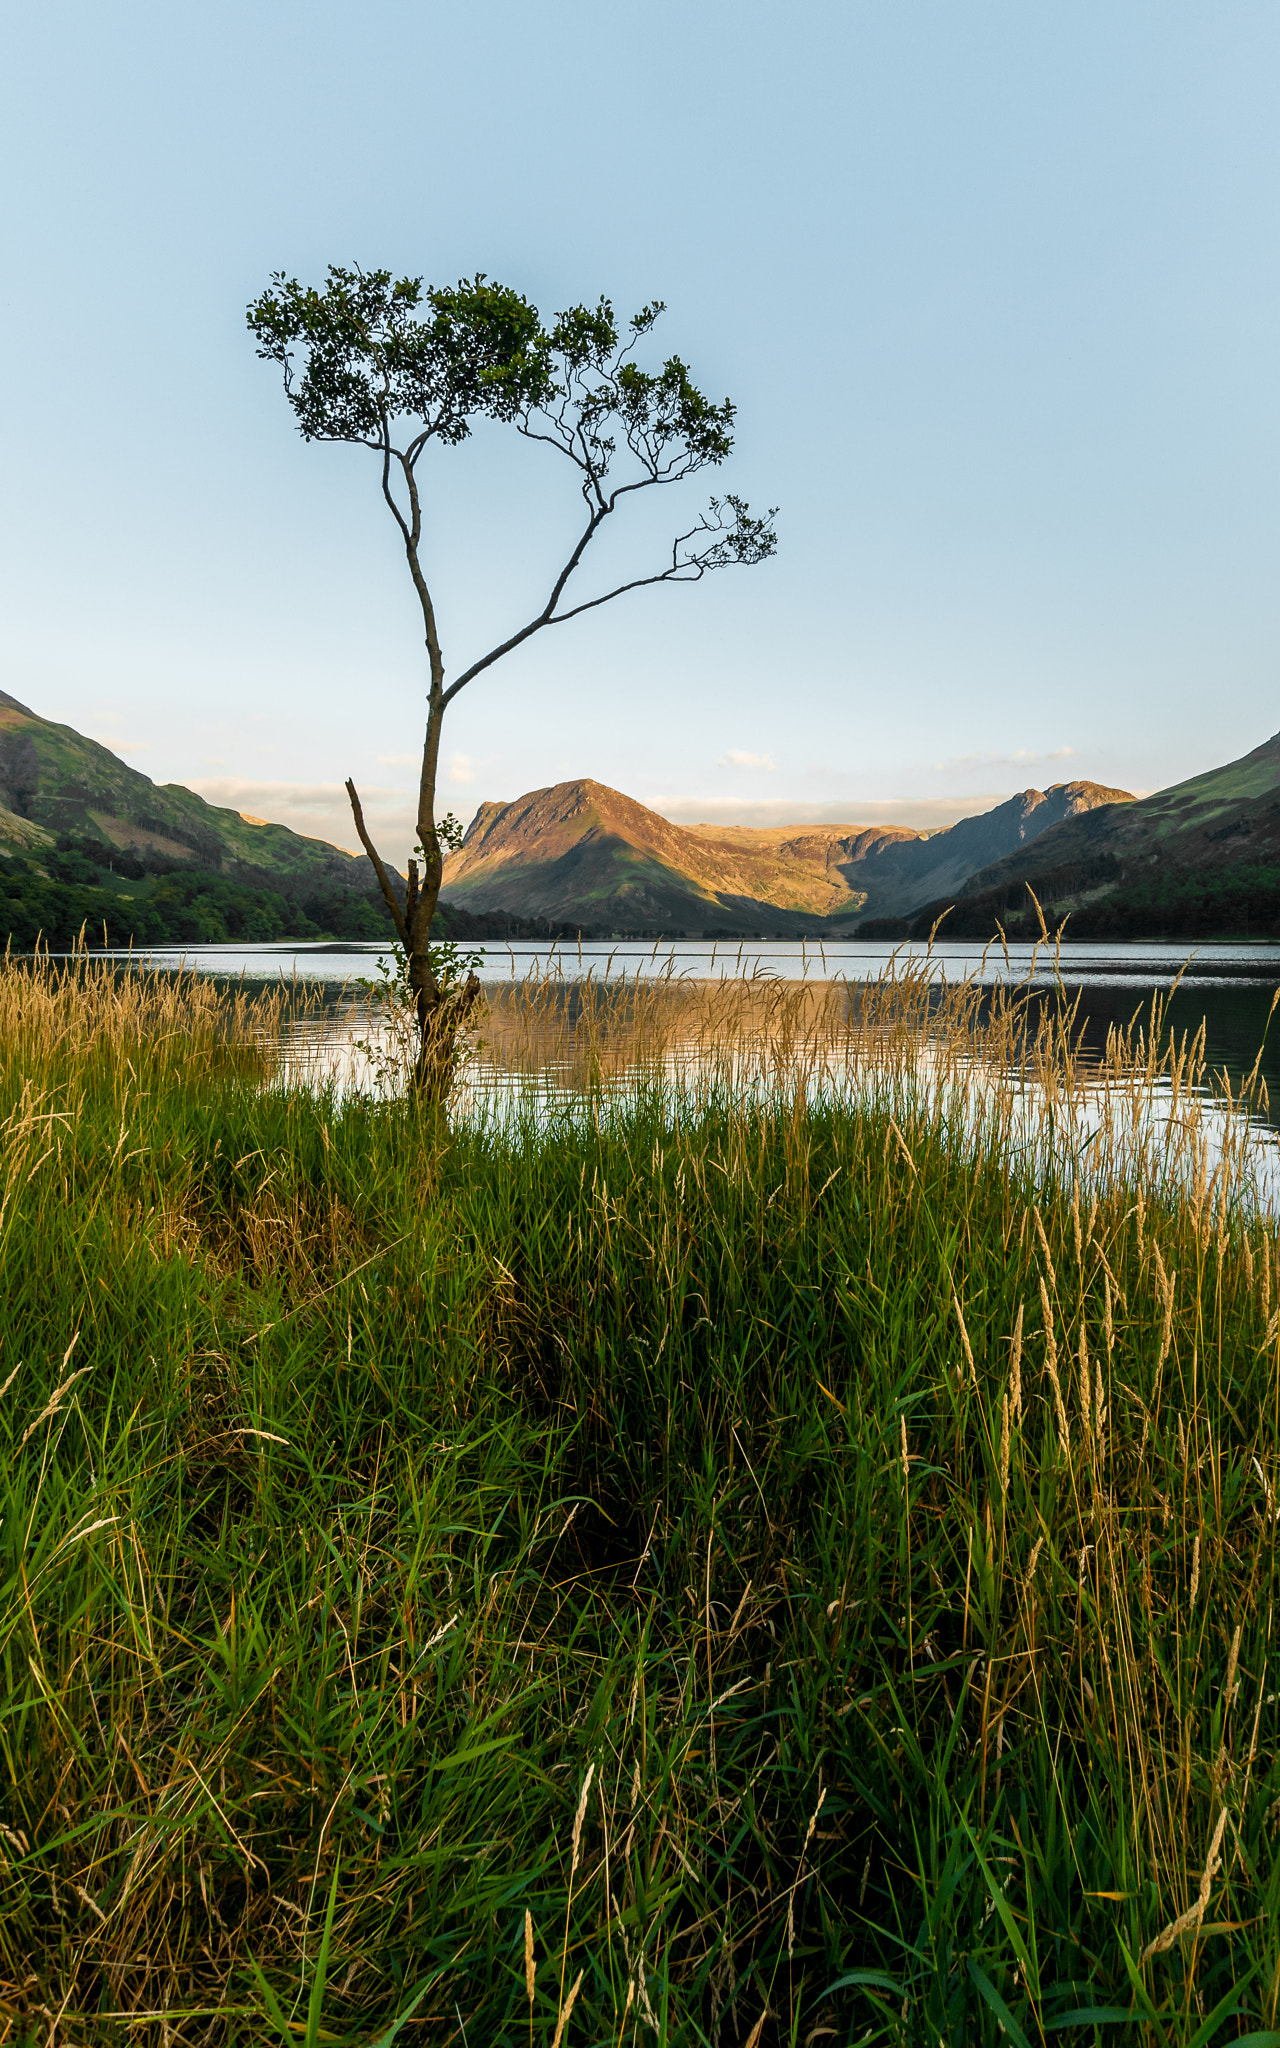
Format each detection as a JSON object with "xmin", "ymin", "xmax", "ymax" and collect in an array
[
  {"xmin": 75, "ymin": 932, "xmax": 1280, "ymax": 1211},
  {"xmin": 100, "ymin": 933, "xmax": 1280, "ymax": 1127},
  {"xmin": 105, "ymin": 934, "xmax": 1280, "ymax": 992}
]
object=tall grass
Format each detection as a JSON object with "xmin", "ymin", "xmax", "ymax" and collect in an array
[{"xmin": 1, "ymin": 950, "xmax": 1279, "ymax": 2046}]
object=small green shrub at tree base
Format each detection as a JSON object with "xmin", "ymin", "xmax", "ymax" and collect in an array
[{"xmin": 1, "ymin": 956, "xmax": 1279, "ymax": 2046}]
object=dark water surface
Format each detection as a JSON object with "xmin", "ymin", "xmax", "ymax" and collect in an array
[{"xmin": 1042, "ymin": 979, "xmax": 1280, "ymax": 1120}]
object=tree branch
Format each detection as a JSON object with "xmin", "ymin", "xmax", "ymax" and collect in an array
[
  {"xmin": 441, "ymin": 502, "xmax": 609, "ymax": 703},
  {"xmin": 444, "ymin": 563, "xmax": 700, "ymax": 700},
  {"xmin": 372, "ymin": 421, "xmax": 418, "ymax": 557},
  {"xmin": 442, "ymin": 499, "xmax": 772, "ymax": 704},
  {"xmin": 345, "ymin": 778, "xmax": 409, "ymax": 944}
]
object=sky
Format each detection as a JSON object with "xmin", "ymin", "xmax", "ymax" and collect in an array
[{"xmin": 3, "ymin": 1, "xmax": 1278, "ymax": 866}]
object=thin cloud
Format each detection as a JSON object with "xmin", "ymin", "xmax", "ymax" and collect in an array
[
  {"xmin": 933, "ymin": 746, "xmax": 1077, "ymax": 772},
  {"xmin": 447, "ymin": 753, "xmax": 476, "ymax": 785},
  {"xmin": 187, "ymin": 777, "xmax": 417, "ymax": 861},
  {"xmin": 718, "ymin": 749, "xmax": 778, "ymax": 771},
  {"xmin": 657, "ymin": 794, "xmax": 1014, "ymax": 831},
  {"xmin": 92, "ymin": 732, "xmax": 149, "ymax": 755},
  {"xmin": 191, "ymin": 778, "xmax": 404, "ymax": 813}
]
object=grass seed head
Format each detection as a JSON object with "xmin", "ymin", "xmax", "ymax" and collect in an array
[
  {"xmin": 1009, "ymin": 1302, "xmax": 1024, "ymax": 1422},
  {"xmin": 569, "ymin": 1761, "xmax": 595, "ymax": 1879},
  {"xmin": 953, "ymin": 1292, "xmax": 976, "ymax": 1386},
  {"xmin": 1033, "ymin": 1206, "xmax": 1058, "ymax": 1295},
  {"xmin": 549, "ymin": 1969, "xmax": 583, "ymax": 2048}
]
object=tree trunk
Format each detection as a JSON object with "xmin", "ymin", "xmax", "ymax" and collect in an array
[
  {"xmin": 347, "ymin": 459, "xmax": 480, "ymax": 1101},
  {"xmin": 344, "ymin": 734, "xmax": 479, "ymax": 1104},
  {"xmin": 404, "ymin": 692, "xmax": 475, "ymax": 1099}
]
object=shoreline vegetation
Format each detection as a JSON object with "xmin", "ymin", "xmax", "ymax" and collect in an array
[
  {"xmin": 3, "ymin": 956, "xmax": 1280, "ymax": 2045},
  {"xmin": 864, "ymin": 864, "xmax": 1280, "ymax": 948}
]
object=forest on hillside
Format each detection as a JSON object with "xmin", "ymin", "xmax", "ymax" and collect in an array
[
  {"xmin": 0, "ymin": 836, "xmax": 393, "ymax": 948},
  {"xmin": 885, "ymin": 859, "xmax": 1280, "ymax": 943},
  {"xmin": 1063, "ymin": 862, "xmax": 1280, "ymax": 939}
]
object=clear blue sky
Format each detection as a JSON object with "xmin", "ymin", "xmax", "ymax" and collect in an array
[{"xmin": 3, "ymin": 1, "xmax": 1277, "ymax": 861}]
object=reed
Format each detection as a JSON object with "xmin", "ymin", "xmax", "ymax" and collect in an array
[{"xmin": 1, "ymin": 948, "xmax": 1278, "ymax": 2046}]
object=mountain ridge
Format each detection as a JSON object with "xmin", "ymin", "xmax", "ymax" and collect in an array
[
  {"xmin": 11, "ymin": 686, "xmax": 1263, "ymax": 945},
  {"xmin": 442, "ymin": 774, "xmax": 1133, "ymax": 934},
  {"xmin": 0, "ymin": 690, "xmax": 378, "ymax": 892},
  {"xmin": 888, "ymin": 730, "xmax": 1280, "ymax": 941}
]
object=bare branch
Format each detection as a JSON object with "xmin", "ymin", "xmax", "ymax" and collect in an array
[
  {"xmin": 442, "ymin": 501, "xmax": 609, "ymax": 703},
  {"xmin": 379, "ymin": 433, "xmax": 414, "ymax": 551},
  {"xmin": 444, "ymin": 496, "xmax": 776, "ymax": 703},
  {"xmin": 345, "ymin": 778, "xmax": 409, "ymax": 944}
]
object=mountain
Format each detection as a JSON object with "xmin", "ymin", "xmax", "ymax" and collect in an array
[
  {"xmin": 0, "ymin": 690, "xmax": 373, "ymax": 891},
  {"xmin": 744, "ymin": 782, "xmax": 1133, "ymax": 924},
  {"xmin": 442, "ymin": 781, "xmax": 842, "ymax": 935},
  {"xmin": 0, "ymin": 691, "xmax": 413, "ymax": 948},
  {"xmin": 892, "ymin": 730, "xmax": 1280, "ymax": 941},
  {"xmin": 440, "ymin": 776, "xmax": 1132, "ymax": 936}
]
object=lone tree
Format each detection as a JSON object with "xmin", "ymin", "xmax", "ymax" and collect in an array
[{"xmin": 248, "ymin": 266, "xmax": 776, "ymax": 1090}]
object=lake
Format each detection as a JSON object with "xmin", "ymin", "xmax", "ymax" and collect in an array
[
  {"xmin": 103, "ymin": 933, "xmax": 1280, "ymax": 992},
  {"xmin": 101, "ymin": 933, "xmax": 1280, "ymax": 1129}
]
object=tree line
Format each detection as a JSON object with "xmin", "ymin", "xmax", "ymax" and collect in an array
[
  {"xmin": 877, "ymin": 859, "xmax": 1280, "ymax": 942},
  {"xmin": 0, "ymin": 838, "xmax": 394, "ymax": 949}
]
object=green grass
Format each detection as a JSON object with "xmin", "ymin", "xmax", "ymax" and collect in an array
[{"xmin": 2, "ymin": 957, "xmax": 1279, "ymax": 2046}]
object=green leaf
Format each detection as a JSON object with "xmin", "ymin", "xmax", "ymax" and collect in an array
[
  {"xmin": 1046, "ymin": 2012, "xmax": 1137, "ymax": 2031},
  {"xmin": 822, "ymin": 1969, "xmax": 902, "ymax": 1998},
  {"xmin": 1184, "ymin": 1973, "xmax": 1259, "ymax": 2048},
  {"xmin": 967, "ymin": 1959, "xmax": 1033, "ymax": 2048},
  {"xmin": 249, "ymin": 1958, "xmax": 295, "ymax": 2043},
  {"xmin": 307, "ymin": 1854, "xmax": 342, "ymax": 2048},
  {"xmin": 365, "ymin": 1977, "xmax": 436, "ymax": 2048},
  {"xmin": 958, "ymin": 1817, "xmax": 1035, "ymax": 1983},
  {"xmin": 1115, "ymin": 1939, "xmax": 1168, "ymax": 2043},
  {"xmin": 432, "ymin": 1732, "xmax": 518, "ymax": 1773}
]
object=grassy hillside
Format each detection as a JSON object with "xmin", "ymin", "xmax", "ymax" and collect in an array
[
  {"xmin": 443, "ymin": 780, "xmax": 856, "ymax": 934},
  {"xmin": 0, "ymin": 838, "xmax": 393, "ymax": 947},
  {"xmin": 0, "ymin": 694, "xmax": 411, "ymax": 945},
  {"xmin": 889, "ymin": 732, "xmax": 1280, "ymax": 942},
  {"xmin": 0, "ymin": 691, "xmax": 381, "ymax": 892},
  {"xmin": 2, "ymin": 959, "xmax": 1278, "ymax": 2044}
]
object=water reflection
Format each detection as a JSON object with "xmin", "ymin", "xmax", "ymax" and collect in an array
[
  {"xmin": 252, "ymin": 960, "xmax": 1280, "ymax": 1219},
  {"xmin": 90, "ymin": 936, "xmax": 1280, "ymax": 1201},
  {"xmin": 261, "ymin": 966, "xmax": 1280, "ymax": 1132}
]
